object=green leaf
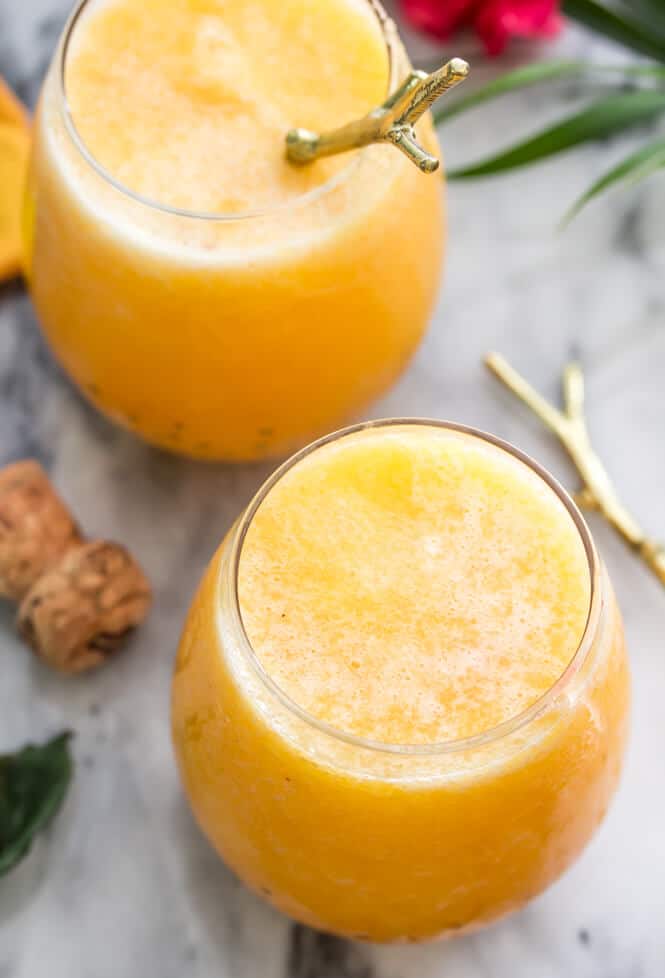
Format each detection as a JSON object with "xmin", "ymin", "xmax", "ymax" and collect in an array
[
  {"xmin": 563, "ymin": 136, "xmax": 665, "ymax": 221},
  {"xmin": 434, "ymin": 60, "xmax": 665, "ymax": 126},
  {"xmin": 434, "ymin": 61, "xmax": 589, "ymax": 125},
  {"xmin": 623, "ymin": 0, "xmax": 665, "ymax": 32},
  {"xmin": 563, "ymin": 0, "xmax": 665, "ymax": 62},
  {"xmin": 448, "ymin": 89, "xmax": 665, "ymax": 179},
  {"xmin": 0, "ymin": 732, "xmax": 73, "ymax": 876}
]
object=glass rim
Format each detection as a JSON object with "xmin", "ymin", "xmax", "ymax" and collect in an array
[
  {"xmin": 56, "ymin": 0, "xmax": 400, "ymax": 223},
  {"xmin": 221, "ymin": 418, "xmax": 603, "ymax": 757}
]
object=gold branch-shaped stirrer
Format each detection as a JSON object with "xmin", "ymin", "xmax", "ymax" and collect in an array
[
  {"xmin": 286, "ymin": 58, "xmax": 469, "ymax": 173},
  {"xmin": 485, "ymin": 353, "xmax": 665, "ymax": 587}
]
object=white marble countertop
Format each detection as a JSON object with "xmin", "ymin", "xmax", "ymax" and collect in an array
[{"xmin": 1, "ymin": 2, "xmax": 664, "ymax": 976}]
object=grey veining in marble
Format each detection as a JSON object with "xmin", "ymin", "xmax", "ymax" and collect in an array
[{"xmin": 1, "ymin": 1, "xmax": 664, "ymax": 976}]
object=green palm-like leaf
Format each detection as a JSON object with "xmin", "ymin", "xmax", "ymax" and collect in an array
[
  {"xmin": 563, "ymin": 136, "xmax": 665, "ymax": 221},
  {"xmin": 447, "ymin": 90, "xmax": 665, "ymax": 178},
  {"xmin": 623, "ymin": 0, "xmax": 665, "ymax": 32},
  {"xmin": 563, "ymin": 0, "xmax": 665, "ymax": 62},
  {"xmin": 434, "ymin": 61, "xmax": 588, "ymax": 124},
  {"xmin": 434, "ymin": 60, "xmax": 665, "ymax": 127}
]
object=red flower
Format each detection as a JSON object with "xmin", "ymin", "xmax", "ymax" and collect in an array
[{"xmin": 401, "ymin": 0, "xmax": 562, "ymax": 55}]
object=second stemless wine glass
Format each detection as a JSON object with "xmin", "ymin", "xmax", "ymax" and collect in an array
[
  {"xmin": 24, "ymin": 0, "xmax": 444, "ymax": 460},
  {"xmin": 172, "ymin": 420, "xmax": 630, "ymax": 942}
]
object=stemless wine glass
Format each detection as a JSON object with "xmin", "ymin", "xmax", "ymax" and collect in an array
[
  {"xmin": 172, "ymin": 419, "xmax": 630, "ymax": 942},
  {"xmin": 24, "ymin": 0, "xmax": 444, "ymax": 461}
]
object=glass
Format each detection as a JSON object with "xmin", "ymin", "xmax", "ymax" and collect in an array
[
  {"xmin": 24, "ymin": 0, "xmax": 444, "ymax": 461},
  {"xmin": 171, "ymin": 419, "xmax": 630, "ymax": 942}
]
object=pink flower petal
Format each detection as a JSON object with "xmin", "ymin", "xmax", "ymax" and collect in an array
[
  {"xmin": 400, "ymin": 0, "xmax": 562, "ymax": 54},
  {"xmin": 401, "ymin": 0, "xmax": 479, "ymax": 39}
]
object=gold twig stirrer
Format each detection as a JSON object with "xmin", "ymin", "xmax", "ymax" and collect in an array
[
  {"xmin": 286, "ymin": 58, "xmax": 469, "ymax": 173},
  {"xmin": 485, "ymin": 353, "xmax": 665, "ymax": 588}
]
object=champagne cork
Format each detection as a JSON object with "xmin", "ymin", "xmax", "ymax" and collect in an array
[{"xmin": 0, "ymin": 460, "xmax": 151, "ymax": 673}]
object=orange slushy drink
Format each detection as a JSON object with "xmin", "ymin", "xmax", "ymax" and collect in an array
[
  {"xmin": 172, "ymin": 420, "xmax": 629, "ymax": 940},
  {"xmin": 27, "ymin": 0, "xmax": 443, "ymax": 459}
]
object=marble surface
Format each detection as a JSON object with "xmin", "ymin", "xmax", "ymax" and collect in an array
[{"xmin": 1, "ymin": 1, "xmax": 665, "ymax": 976}]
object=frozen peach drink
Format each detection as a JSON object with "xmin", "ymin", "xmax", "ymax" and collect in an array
[
  {"xmin": 172, "ymin": 421, "xmax": 629, "ymax": 940},
  {"xmin": 27, "ymin": 0, "xmax": 443, "ymax": 459}
]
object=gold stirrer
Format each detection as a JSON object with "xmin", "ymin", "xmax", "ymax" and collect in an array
[
  {"xmin": 286, "ymin": 58, "xmax": 469, "ymax": 173},
  {"xmin": 486, "ymin": 353, "xmax": 665, "ymax": 588}
]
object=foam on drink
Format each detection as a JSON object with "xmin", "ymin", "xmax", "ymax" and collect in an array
[{"xmin": 238, "ymin": 424, "xmax": 591, "ymax": 746}]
